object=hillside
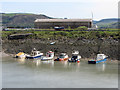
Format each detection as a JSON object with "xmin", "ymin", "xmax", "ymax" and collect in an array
[
  {"xmin": 2, "ymin": 13, "xmax": 53, "ymax": 28},
  {"xmin": 2, "ymin": 13, "xmax": 119, "ymax": 29},
  {"xmin": 93, "ymin": 18, "xmax": 118, "ymax": 29}
]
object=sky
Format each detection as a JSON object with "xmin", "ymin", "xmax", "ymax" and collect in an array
[{"xmin": 0, "ymin": 0, "xmax": 119, "ymax": 20}]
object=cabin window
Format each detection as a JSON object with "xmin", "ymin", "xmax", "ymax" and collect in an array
[
  {"xmin": 59, "ymin": 55, "xmax": 64, "ymax": 58},
  {"xmin": 72, "ymin": 56, "xmax": 77, "ymax": 59},
  {"xmin": 33, "ymin": 52, "xmax": 36, "ymax": 55}
]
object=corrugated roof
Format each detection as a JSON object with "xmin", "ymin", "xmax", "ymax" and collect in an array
[{"xmin": 34, "ymin": 19, "xmax": 92, "ymax": 22}]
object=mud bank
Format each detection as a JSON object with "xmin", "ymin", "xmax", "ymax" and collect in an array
[
  {"xmin": 0, "ymin": 51, "xmax": 10, "ymax": 58},
  {"xmin": 2, "ymin": 38, "xmax": 119, "ymax": 60}
]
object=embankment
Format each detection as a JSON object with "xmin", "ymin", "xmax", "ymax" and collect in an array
[{"xmin": 2, "ymin": 38, "xmax": 119, "ymax": 60}]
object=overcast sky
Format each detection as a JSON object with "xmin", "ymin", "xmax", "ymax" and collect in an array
[{"xmin": 1, "ymin": 0, "xmax": 119, "ymax": 20}]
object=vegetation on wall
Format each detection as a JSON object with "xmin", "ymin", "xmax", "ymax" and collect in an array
[{"xmin": 2, "ymin": 30, "xmax": 120, "ymax": 40}]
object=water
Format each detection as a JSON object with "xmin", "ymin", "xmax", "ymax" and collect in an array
[{"xmin": 2, "ymin": 57, "xmax": 118, "ymax": 88}]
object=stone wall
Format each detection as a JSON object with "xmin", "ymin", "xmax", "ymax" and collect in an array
[{"xmin": 34, "ymin": 22, "xmax": 92, "ymax": 29}]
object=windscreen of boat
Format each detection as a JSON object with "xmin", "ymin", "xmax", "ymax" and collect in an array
[
  {"xmin": 59, "ymin": 55, "xmax": 64, "ymax": 58},
  {"xmin": 31, "ymin": 51, "xmax": 37, "ymax": 56},
  {"xmin": 72, "ymin": 56, "xmax": 77, "ymax": 59}
]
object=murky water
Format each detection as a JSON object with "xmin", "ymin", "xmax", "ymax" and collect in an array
[{"xmin": 2, "ymin": 57, "xmax": 118, "ymax": 88}]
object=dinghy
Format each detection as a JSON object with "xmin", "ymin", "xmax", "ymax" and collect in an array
[{"xmin": 15, "ymin": 52, "xmax": 26, "ymax": 59}]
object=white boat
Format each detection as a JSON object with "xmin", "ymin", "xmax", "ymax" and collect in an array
[
  {"xmin": 15, "ymin": 52, "xmax": 26, "ymax": 59},
  {"xmin": 54, "ymin": 26, "xmax": 64, "ymax": 30},
  {"xmin": 88, "ymin": 54, "xmax": 108, "ymax": 64},
  {"xmin": 41, "ymin": 51, "xmax": 54, "ymax": 61},
  {"xmin": 54, "ymin": 53, "xmax": 69, "ymax": 61},
  {"xmin": 26, "ymin": 48, "xmax": 43, "ymax": 59},
  {"xmin": 50, "ymin": 42, "xmax": 55, "ymax": 45},
  {"xmin": 68, "ymin": 51, "xmax": 81, "ymax": 63}
]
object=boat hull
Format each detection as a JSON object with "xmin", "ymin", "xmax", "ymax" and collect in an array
[
  {"xmin": 26, "ymin": 55, "xmax": 42, "ymax": 59},
  {"xmin": 54, "ymin": 58, "xmax": 68, "ymax": 61},
  {"xmin": 68, "ymin": 60, "xmax": 80, "ymax": 63},
  {"xmin": 15, "ymin": 52, "xmax": 26, "ymax": 59},
  {"xmin": 41, "ymin": 58, "xmax": 54, "ymax": 61},
  {"xmin": 88, "ymin": 58, "xmax": 107, "ymax": 64}
]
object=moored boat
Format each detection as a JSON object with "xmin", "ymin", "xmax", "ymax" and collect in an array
[
  {"xmin": 14, "ymin": 52, "xmax": 26, "ymax": 59},
  {"xmin": 26, "ymin": 48, "xmax": 43, "ymax": 59},
  {"xmin": 54, "ymin": 53, "xmax": 69, "ymax": 61},
  {"xmin": 41, "ymin": 51, "xmax": 54, "ymax": 61},
  {"xmin": 88, "ymin": 54, "xmax": 108, "ymax": 64},
  {"xmin": 54, "ymin": 26, "xmax": 64, "ymax": 30},
  {"xmin": 68, "ymin": 51, "xmax": 81, "ymax": 63}
]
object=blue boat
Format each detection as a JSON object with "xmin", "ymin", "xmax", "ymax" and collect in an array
[
  {"xmin": 26, "ymin": 48, "xmax": 43, "ymax": 59},
  {"xmin": 88, "ymin": 54, "xmax": 108, "ymax": 64}
]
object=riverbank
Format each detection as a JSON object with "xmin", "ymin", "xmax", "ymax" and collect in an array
[
  {"xmin": 0, "ymin": 51, "xmax": 13, "ymax": 58},
  {"xmin": 2, "ymin": 38, "xmax": 119, "ymax": 60},
  {"xmin": 2, "ymin": 30, "xmax": 119, "ymax": 60}
]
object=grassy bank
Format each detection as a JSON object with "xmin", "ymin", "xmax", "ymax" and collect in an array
[
  {"xmin": 1, "ymin": 30, "xmax": 119, "ymax": 60},
  {"xmin": 2, "ymin": 30, "xmax": 120, "ymax": 40}
]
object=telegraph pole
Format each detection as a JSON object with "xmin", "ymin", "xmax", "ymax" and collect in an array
[{"xmin": 91, "ymin": 11, "xmax": 93, "ymax": 28}]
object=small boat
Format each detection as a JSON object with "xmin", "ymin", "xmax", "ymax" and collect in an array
[
  {"xmin": 14, "ymin": 52, "xmax": 26, "ymax": 59},
  {"xmin": 88, "ymin": 54, "xmax": 108, "ymax": 64},
  {"xmin": 41, "ymin": 51, "xmax": 54, "ymax": 61},
  {"xmin": 68, "ymin": 51, "xmax": 81, "ymax": 63},
  {"xmin": 54, "ymin": 53, "xmax": 69, "ymax": 61},
  {"xmin": 50, "ymin": 42, "xmax": 55, "ymax": 45},
  {"xmin": 26, "ymin": 48, "xmax": 43, "ymax": 59},
  {"xmin": 54, "ymin": 26, "xmax": 64, "ymax": 30}
]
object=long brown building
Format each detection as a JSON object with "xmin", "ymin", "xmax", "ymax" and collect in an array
[{"xmin": 34, "ymin": 19, "xmax": 92, "ymax": 29}]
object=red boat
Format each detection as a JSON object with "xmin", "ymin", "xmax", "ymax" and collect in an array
[{"xmin": 54, "ymin": 53, "xmax": 69, "ymax": 61}]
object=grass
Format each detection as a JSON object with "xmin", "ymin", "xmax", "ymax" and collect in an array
[{"xmin": 2, "ymin": 30, "xmax": 120, "ymax": 40}]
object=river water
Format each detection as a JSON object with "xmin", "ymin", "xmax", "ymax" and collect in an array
[{"xmin": 2, "ymin": 57, "xmax": 118, "ymax": 88}]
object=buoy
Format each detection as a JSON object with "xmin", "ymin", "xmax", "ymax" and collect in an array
[{"xmin": 77, "ymin": 61, "xmax": 80, "ymax": 63}]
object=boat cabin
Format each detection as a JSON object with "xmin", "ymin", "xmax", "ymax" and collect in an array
[
  {"xmin": 96, "ymin": 54, "xmax": 107, "ymax": 60},
  {"xmin": 31, "ymin": 51, "xmax": 41, "ymax": 56},
  {"xmin": 59, "ymin": 53, "xmax": 68, "ymax": 59},
  {"xmin": 71, "ymin": 56, "xmax": 78, "ymax": 59},
  {"xmin": 46, "ymin": 51, "xmax": 54, "ymax": 57},
  {"xmin": 72, "ymin": 51, "xmax": 79, "ymax": 55},
  {"xmin": 31, "ymin": 48, "xmax": 41, "ymax": 56}
]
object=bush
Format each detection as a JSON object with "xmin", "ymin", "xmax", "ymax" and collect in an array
[{"xmin": 76, "ymin": 26, "xmax": 88, "ymax": 30}]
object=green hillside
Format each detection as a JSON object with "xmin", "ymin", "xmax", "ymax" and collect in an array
[
  {"xmin": 94, "ymin": 18, "xmax": 119, "ymax": 29},
  {"xmin": 2, "ymin": 13, "xmax": 119, "ymax": 29},
  {"xmin": 2, "ymin": 13, "xmax": 53, "ymax": 28}
]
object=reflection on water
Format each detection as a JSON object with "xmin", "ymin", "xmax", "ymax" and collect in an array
[
  {"xmin": 96, "ymin": 63, "xmax": 106, "ymax": 72},
  {"xmin": 33, "ymin": 59, "xmax": 41, "ymax": 66},
  {"xmin": 15, "ymin": 58, "xmax": 107, "ymax": 72},
  {"xmin": 2, "ymin": 57, "xmax": 118, "ymax": 88},
  {"xmin": 15, "ymin": 58, "xmax": 26, "ymax": 64}
]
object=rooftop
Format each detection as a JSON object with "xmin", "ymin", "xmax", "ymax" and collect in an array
[{"xmin": 35, "ymin": 19, "xmax": 92, "ymax": 22}]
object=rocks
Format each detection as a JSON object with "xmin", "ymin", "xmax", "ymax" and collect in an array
[{"xmin": 2, "ymin": 38, "xmax": 119, "ymax": 60}]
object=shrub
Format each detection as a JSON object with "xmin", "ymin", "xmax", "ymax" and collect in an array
[{"xmin": 76, "ymin": 26, "xmax": 88, "ymax": 30}]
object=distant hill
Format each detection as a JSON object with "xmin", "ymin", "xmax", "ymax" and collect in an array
[
  {"xmin": 94, "ymin": 18, "xmax": 118, "ymax": 24},
  {"xmin": 1, "ymin": 13, "xmax": 119, "ymax": 29},
  {"xmin": 93, "ymin": 18, "xmax": 118, "ymax": 29},
  {"xmin": 2, "ymin": 13, "xmax": 53, "ymax": 28}
]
